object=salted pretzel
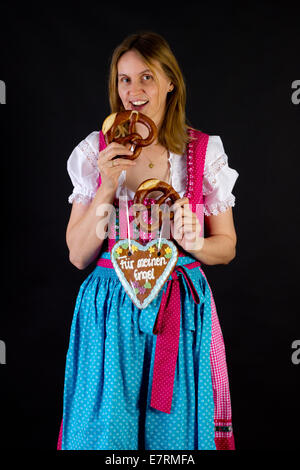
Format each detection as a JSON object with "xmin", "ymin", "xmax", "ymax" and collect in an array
[
  {"xmin": 133, "ymin": 178, "xmax": 181, "ymax": 232},
  {"xmin": 102, "ymin": 110, "xmax": 157, "ymax": 160}
]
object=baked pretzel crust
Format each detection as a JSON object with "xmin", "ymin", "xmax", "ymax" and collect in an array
[
  {"xmin": 102, "ymin": 110, "xmax": 157, "ymax": 160},
  {"xmin": 133, "ymin": 178, "xmax": 180, "ymax": 232}
]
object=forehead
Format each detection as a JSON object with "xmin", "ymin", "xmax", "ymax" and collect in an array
[{"xmin": 117, "ymin": 50, "xmax": 161, "ymax": 75}]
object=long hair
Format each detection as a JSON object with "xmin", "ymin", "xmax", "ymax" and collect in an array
[{"xmin": 108, "ymin": 31, "xmax": 190, "ymax": 155}]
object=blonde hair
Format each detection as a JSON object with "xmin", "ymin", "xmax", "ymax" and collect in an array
[{"xmin": 108, "ymin": 31, "xmax": 191, "ymax": 155}]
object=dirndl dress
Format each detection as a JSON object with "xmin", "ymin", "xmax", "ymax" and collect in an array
[{"xmin": 57, "ymin": 128, "xmax": 235, "ymax": 450}]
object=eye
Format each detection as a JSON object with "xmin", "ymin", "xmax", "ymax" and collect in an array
[
  {"xmin": 142, "ymin": 74, "xmax": 153, "ymax": 81},
  {"xmin": 119, "ymin": 76, "xmax": 130, "ymax": 84}
]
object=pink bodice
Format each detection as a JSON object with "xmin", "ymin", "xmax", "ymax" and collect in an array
[{"xmin": 97, "ymin": 128, "xmax": 209, "ymax": 253}]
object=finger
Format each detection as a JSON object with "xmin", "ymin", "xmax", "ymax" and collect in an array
[
  {"xmin": 174, "ymin": 209, "xmax": 194, "ymax": 221},
  {"xmin": 181, "ymin": 197, "xmax": 190, "ymax": 204},
  {"xmin": 175, "ymin": 221, "xmax": 195, "ymax": 234},
  {"xmin": 103, "ymin": 151, "xmax": 135, "ymax": 164},
  {"xmin": 174, "ymin": 211, "xmax": 195, "ymax": 225},
  {"xmin": 101, "ymin": 143, "xmax": 134, "ymax": 162},
  {"xmin": 103, "ymin": 159, "xmax": 136, "ymax": 169},
  {"xmin": 172, "ymin": 199, "xmax": 191, "ymax": 217},
  {"xmin": 173, "ymin": 197, "xmax": 189, "ymax": 208},
  {"xmin": 172, "ymin": 219, "xmax": 184, "ymax": 238},
  {"xmin": 181, "ymin": 223, "xmax": 198, "ymax": 232},
  {"xmin": 105, "ymin": 142, "xmax": 135, "ymax": 153},
  {"xmin": 109, "ymin": 164, "xmax": 136, "ymax": 174},
  {"xmin": 111, "ymin": 158, "xmax": 137, "ymax": 166},
  {"xmin": 174, "ymin": 218, "xmax": 201, "ymax": 235}
]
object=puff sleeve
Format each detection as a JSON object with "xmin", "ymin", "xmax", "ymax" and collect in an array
[
  {"xmin": 203, "ymin": 136, "xmax": 239, "ymax": 216},
  {"xmin": 67, "ymin": 131, "xmax": 100, "ymax": 204}
]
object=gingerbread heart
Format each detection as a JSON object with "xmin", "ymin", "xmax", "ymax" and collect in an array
[{"xmin": 111, "ymin": 239, "xmax": 178, "ymax": 309}]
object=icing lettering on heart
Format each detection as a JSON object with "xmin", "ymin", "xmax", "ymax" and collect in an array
[{"xmin": 111, "ymin": 239, "xmax": 178, "ymax": 309}]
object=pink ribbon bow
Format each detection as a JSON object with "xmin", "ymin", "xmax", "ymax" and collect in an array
[{"xmin": 150, "ymin": 263, "xmax": 200, "ymax": 414}]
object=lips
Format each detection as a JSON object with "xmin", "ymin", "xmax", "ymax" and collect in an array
[{"xmin": 130, "ymin": 99, "xmax": 149, "ymax": 111}]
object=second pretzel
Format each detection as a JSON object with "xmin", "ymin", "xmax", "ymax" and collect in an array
[{"xmin": 133, "ymin": 178, "xmax": 181, "ymax": 232}]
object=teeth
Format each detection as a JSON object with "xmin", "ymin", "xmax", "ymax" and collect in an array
[{"xmin": 132, "ymin": 100, "xmax": 148, "ymax": 106}]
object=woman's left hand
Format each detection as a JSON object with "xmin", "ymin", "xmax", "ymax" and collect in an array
[{"xmin": 171, "ymin": 198, "xmax": 204, "ymax": 253}]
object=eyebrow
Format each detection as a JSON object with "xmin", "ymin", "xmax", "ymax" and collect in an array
[{"xmin": 118, "ymin": 69, "xmax": 152, "ymax": 77}]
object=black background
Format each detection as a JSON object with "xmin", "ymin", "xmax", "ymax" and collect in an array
[{"xmin": 0, "ymin": 1, "xmax": 299, "ymax": 451}]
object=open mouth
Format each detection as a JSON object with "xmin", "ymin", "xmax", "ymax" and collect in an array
[{"xmin": 130, "ymin": 100, "xmax": 149, "ymax": 111}]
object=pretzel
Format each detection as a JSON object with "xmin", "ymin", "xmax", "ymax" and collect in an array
[
  {"xmin": 133, "ymin": 178, "xmax": 181, "ymax": 232},
  {"xmin": 102, "ymin": 110, "xmax": 157, "ymax": 160}
]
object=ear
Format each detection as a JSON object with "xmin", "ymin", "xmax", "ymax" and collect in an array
[{"xmin": 168, "ymin": 83, "xmax": 174, "ymax": 92}]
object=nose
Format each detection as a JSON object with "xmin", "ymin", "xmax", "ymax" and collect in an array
[{"xmin": 128, "ymin": 79, "xmax": 144, "ymax": 97}]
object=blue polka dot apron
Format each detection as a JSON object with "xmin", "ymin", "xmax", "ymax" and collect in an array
[{"xmin": 60, "ymin": 252, "xmax": 215, "ymax": 450}]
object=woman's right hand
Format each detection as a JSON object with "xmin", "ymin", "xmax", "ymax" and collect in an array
[{"xmin": 98, "ymin": 142, "xmax": 136, "ymax": 193}]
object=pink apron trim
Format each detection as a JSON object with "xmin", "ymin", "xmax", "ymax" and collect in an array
[
  {"xmin": 198, "ymin": 265, "xmax": 235, "ymax": 450},
  {"xmin": 186, "ymin": 130, "xmax": 234, "ymax": 449},
  {"xmin": 96, "ymin": 258, "xmax": 115, "ymax": 268},
  {"xmin": 57, "ymin": 419, "xmax": 63, "ymax": 450},
  {"xmin": 214, "ymin": 436, "xmax": 235, "ymax": 451}
]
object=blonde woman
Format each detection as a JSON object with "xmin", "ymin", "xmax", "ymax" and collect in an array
[{"xmin": 58, "ymin": 31, "xmax": 238, "ymax": 450}]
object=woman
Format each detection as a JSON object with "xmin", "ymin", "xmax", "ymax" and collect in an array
[{"xmin": 58, "ymin": 31, "xmax": 238, "ymax": 450}]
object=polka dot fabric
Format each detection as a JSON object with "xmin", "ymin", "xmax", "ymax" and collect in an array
[{"xmin": 60, "ymin": 255, "xmax": 216, "ymax": 450}]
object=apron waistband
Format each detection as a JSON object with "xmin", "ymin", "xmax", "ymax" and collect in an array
[{"xmin": 97, "ymin": 252, "xmax": 199, "ymax": 269}]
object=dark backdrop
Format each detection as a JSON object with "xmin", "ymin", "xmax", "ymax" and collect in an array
[{"xmin": 0, "ymin": 1, "xmax": 299, "ymax": 451}]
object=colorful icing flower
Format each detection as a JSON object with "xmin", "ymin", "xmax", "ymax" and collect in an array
[
  {"xmin": 139, "ymin": 286, "xmax": 146, "ymax": 294},
  {"xmin": 116, "ymin": 247, "xmax": 123, "ymax": 254},
  {"xmin": 148, "ymin": 246, "xmax": 156, "ymax": 254},
  {"xmin": 131, "ymin": 244, "xmax": 138, "ymax": 253},
  {"xmin": 165, "ymin": 247, "xmax": 172, "ymax": 254}
]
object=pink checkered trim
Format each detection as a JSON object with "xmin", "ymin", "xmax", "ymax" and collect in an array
[{"xmin": 198, "ymin": 266, "xmax": 234, "ymax": 444}]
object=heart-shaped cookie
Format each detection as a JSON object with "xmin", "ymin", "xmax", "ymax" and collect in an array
[{"xmin": 111, "ymin": 238, "xmax": 178, "ymax": 309}]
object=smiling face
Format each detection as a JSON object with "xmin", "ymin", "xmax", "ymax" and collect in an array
[{"xmin": 117, "ymin": 50, "xmax": 173, "ymax": 130}]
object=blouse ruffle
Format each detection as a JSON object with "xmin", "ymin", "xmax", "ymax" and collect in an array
[{"xmin": 67, "ymin": 131, "xmax": 239, "ymax": 216}]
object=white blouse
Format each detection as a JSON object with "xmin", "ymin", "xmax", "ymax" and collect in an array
[{"xmin": 67, "ymin": 131, "xmax": 239, "ymax": 216}]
